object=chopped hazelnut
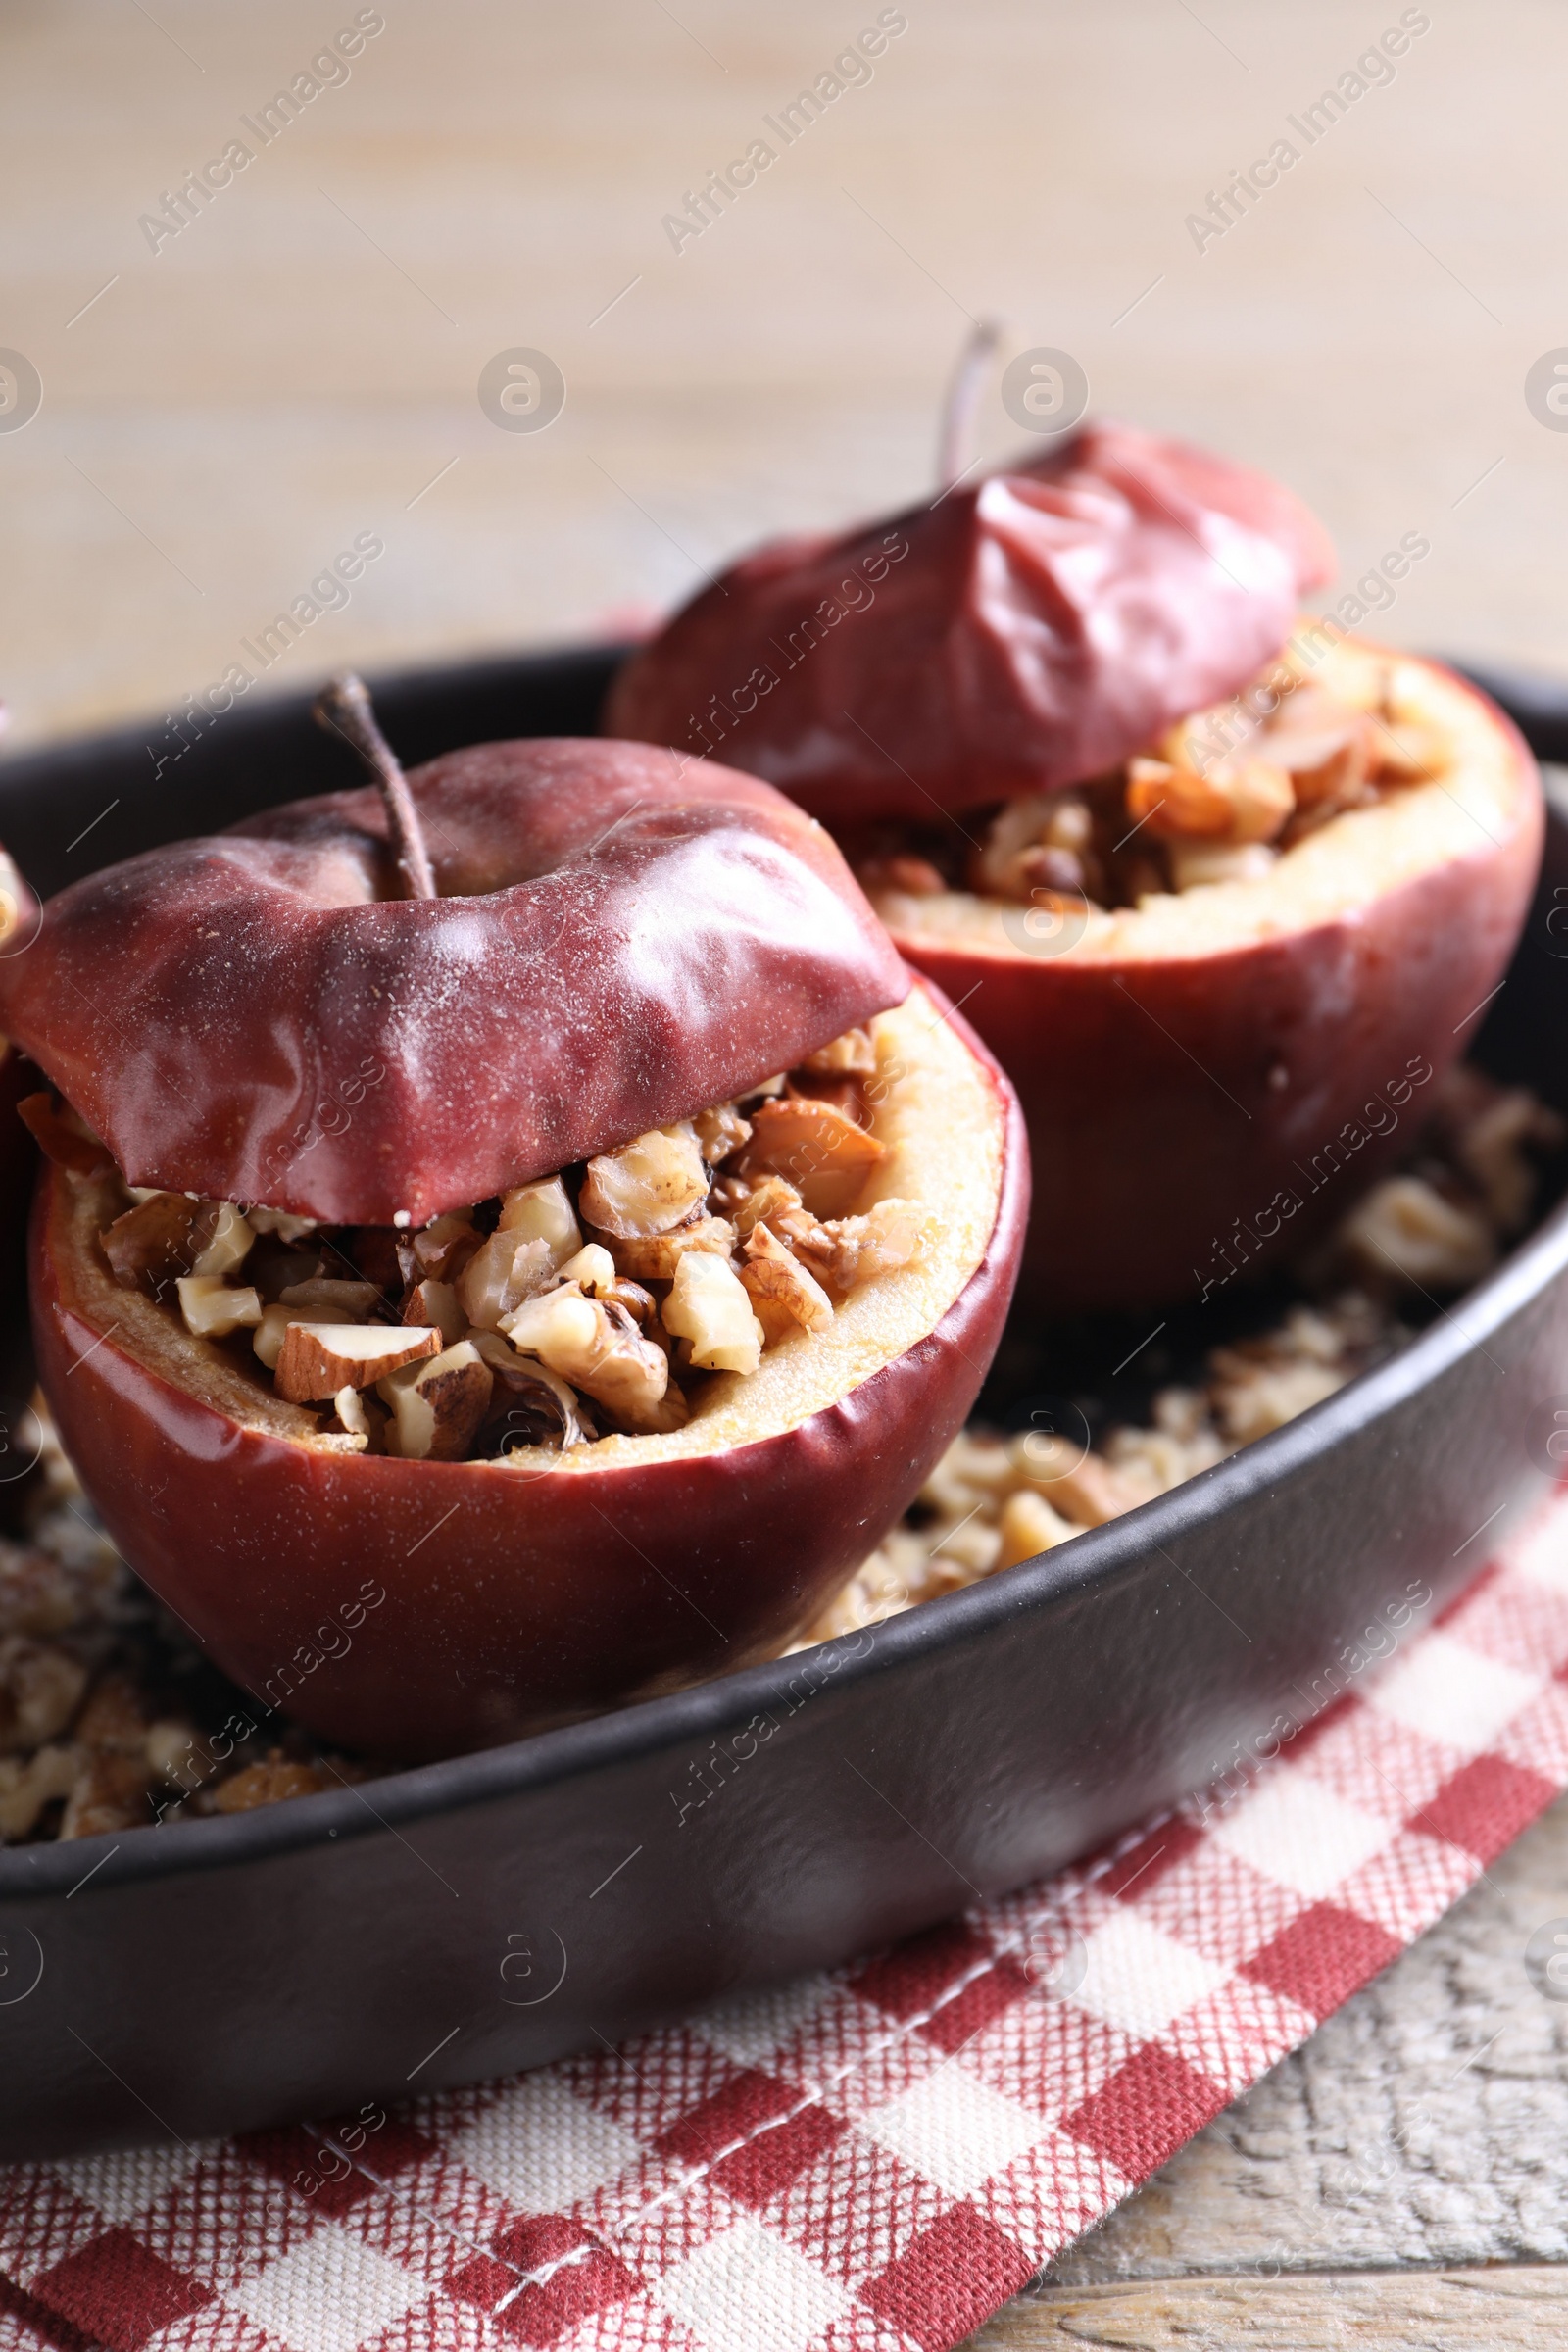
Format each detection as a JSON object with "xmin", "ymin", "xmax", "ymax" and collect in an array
[
  {"xmin": 253, "ymin": 1298, "xmax": 361, "ymax": 1371},
  {"xmin": 102, "ymin": 1193, "xmax": 220, "ymax": 1295}
]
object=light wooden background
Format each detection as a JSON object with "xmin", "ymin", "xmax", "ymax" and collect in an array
[{"xmin": 7, "ymin": 4, "xmax": 1568, "ymax": 2340}]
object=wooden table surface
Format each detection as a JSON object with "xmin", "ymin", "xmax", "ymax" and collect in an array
[{"xmin": 7, "ymin": 7, "xmax": 1568, "ymax": 2342}]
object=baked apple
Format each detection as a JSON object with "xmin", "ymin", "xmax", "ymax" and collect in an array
[
  {"xmin": 860, "ymin": 638, "xmax": 1542, "ymax": 1309},
  {"xmin": 0, "ymin": 688, "xmax": 1026, "ymax": 1757},
  {"xmin": 606, "ymin": 425, "xmax": 1542, "ymax": 1310}
]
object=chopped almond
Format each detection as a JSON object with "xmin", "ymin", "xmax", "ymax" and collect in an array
[
  {"xmin": 402, "ymin": 1277, "xmax": 466, "ymax": 1348},
  {"xmin": 253, "ymin": 1298, "xmax": 360, "ymax": 1372},
  {"xmin": 740, "ymin": 1222, "xmax": 834, "ymax": 1334},
  {"xmin": 330, "ymin": 1385, "xmax": 381, "ymax": 1451},
  {"xmin": 742, "ymin": 1095, "xmax": 886, "ymax": 1218},
  {"xmin": 378, "ymin": 1341, "xmax": 493, "ymax": 1460},
  {"xmin": 176, "ymin": 1276, "xmax": 263, "ymax": 1338},
  {"xmin": 275, "ymin": 1322, "xmax": 439, "ymax": 1404},
  {"xmin": 579, "ymin": 1124, "xmax": 709, "ymax": 1238}
]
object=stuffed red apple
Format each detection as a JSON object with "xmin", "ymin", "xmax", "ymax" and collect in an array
[
  {"xmin": 0, "ymin": 689, "xmax": 1026, "ymax": 1757},
  {"xmin": 608, "ymin": 425, "xmax": 1542, "ymax": 1309}
]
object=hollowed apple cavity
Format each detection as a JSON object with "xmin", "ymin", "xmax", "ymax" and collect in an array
[{"xmin": 859, "ymin": 642, "xmax": 1543, "ymax": 1312}]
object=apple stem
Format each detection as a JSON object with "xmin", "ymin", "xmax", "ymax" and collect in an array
[
  {"xmin": 937, "ymin": 318, "xmax": 1003, "ymax": 493},
  {"xmin": 313, "ymin": 673, "xmax": 439, "ymax": 901}
]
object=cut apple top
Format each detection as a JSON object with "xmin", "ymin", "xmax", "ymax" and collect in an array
[
  {"xmin": 861, "ymin": 641, "xmax": 1539, "ymax": 965},
  {"xmin": 606, "ymin": 421, "xmax": 1336, "ymax": 821},
  {"xmin": 59, "ymin": 988, "xmax": 1006, "ymax": 1472},
  {"xmin": 0, "ymin": 739, "xmax": 908, "ymax": 1225}
]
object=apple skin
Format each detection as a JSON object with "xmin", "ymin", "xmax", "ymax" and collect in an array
[
  {"xmin": 884, "ymin": 668, "xmax": 1544, "ymax": 1314},
  {"xmin": 0, "ymin": 740, "xmax": 907, "ymax": 1227},
  {"xmin": 606, "ymin": 421, "xmax": 1335, "ymax": 822},
  {"xmin": 30, "ymin": 990, "xmax": 1029, "ymax": 1761}
]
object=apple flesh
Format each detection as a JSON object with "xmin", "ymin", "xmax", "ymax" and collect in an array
[
  {"xmin": 31, "ymin": 981, "xmax": 1027, "ymax": 1759},
  {"xmin": 864, "ymin": 647, "xmax": 1543, "ymax": 1313}
]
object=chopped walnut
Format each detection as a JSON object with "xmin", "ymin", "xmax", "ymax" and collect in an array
[
  {"xmin": 502, "ymin": 1284, "xmax": 681, "ymax": 1433},
  {"xmin": 741, "ymin": 1095, "xmax": 887, "ymax": 1217},
  {"xmin": 0, "ymin": 1637, "xmax": 87, "ymax": 1752},
  {"xmin": 211, "ymin": 1755, "xmax": 330, "ymax": 1813},
  {"xmin": 692, "ymin": 1103, "xmax": 753, "ymax": 1163},
  {"xmin": 801, "ymin": 1027, "xmax": 879, "ymax": 1078},
  {"xmin": 84, "ymin": 1029, "xmax": 938, "ymax": 1467},
  {"xmin": 579, "ymin": 1124, "xmax": 710, "ymax": 1238},
  {"xmin": 740, "ymin": 1223, "xmax": 834, "ymax": 1335},
  {"xmin": 1126, "ymin": 752, "xmax": 1295, "ymax": 846},
  {"xmin": 456, "ymin": 1230, "xmax": 554, "ymax": 1330},
  {"xmin": 662, "ymin": 1251, "xmax": 764, "ymax": 1376},
  {"xmin": 610, "ymin": 1215, "xmax": 737, "ymax": 1281}
]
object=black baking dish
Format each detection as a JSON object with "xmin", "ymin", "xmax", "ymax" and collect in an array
[{"xmin": 1, "ymin": 645, "xmax": 1566, "ymax": 2161}]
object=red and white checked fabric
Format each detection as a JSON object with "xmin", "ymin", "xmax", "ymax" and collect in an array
[{"xmin": 8, "ymin": 1493, "xmax": 1568, "ymax": 2352}]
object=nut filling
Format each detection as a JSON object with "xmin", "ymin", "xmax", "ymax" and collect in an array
[
  {"xmin": 855, "ymin": 643, "xmax": 1450, "ymax": 915},
  {"xmin": 87, "ymin": 1027, "xmax": 941, "ymax": 1463}
]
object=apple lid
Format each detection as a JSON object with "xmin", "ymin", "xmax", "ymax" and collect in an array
[
  {"xmin": 0, "ymin": 735, "xmax": 910, "ymax": 1224},
  {"xmin": 605, "ymin": 421, "xmax": 1336, "ymax": 821}
]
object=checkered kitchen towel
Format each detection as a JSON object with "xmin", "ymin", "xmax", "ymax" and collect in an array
[{"xmin": 8, "ymin": 1494, "xmax": 1568, "ymax": 2352}]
